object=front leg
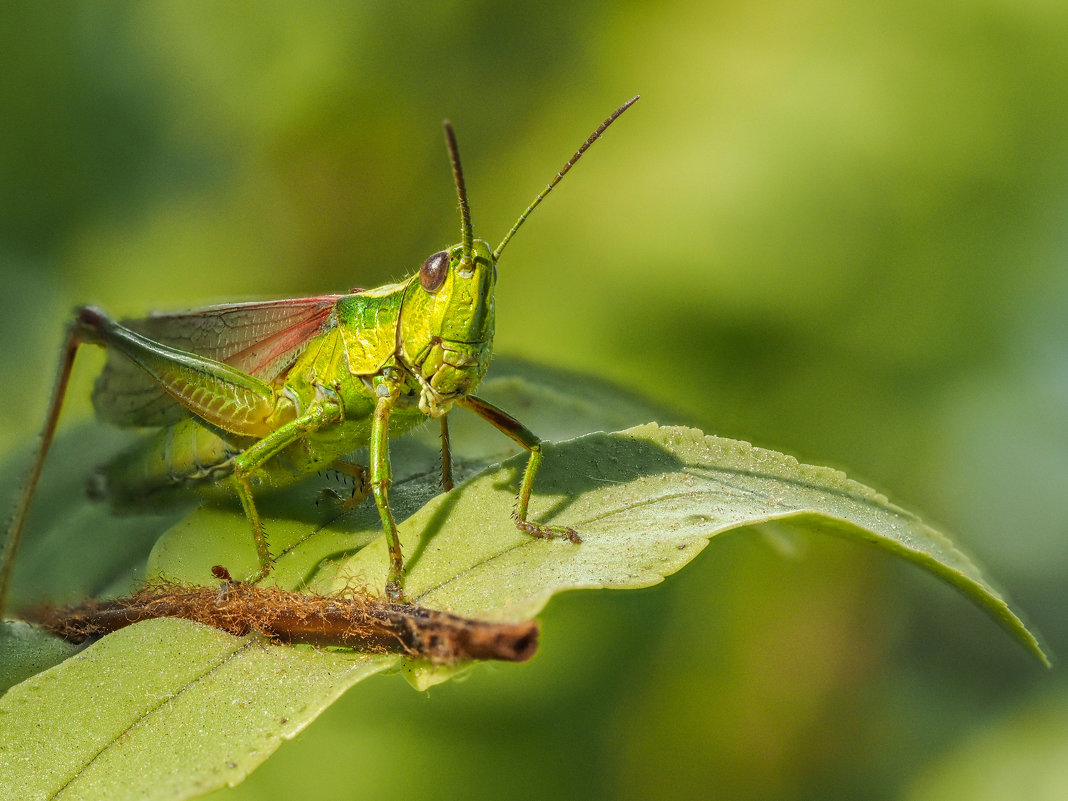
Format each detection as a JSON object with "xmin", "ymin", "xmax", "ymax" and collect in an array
[
  {"xmin": 457, "ymin": 395, "xmax": 580, "ymax": 544},
  {"xmin": 369, "ymin": 384, "xmax": 406, "ymax": 601},
  {"xmin": 439, "ymin": 414, "xmax": 454, "ymax": 491}
]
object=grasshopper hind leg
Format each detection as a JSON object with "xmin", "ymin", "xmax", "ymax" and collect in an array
[{"xmin": 0, "ymin": 321, "xmax": 83, "ymax": 616}]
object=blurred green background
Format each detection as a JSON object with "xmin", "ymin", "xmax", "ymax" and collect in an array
[{"xmin": 1, "ymin": 1, "xmax": 1066, "ymax": 799}]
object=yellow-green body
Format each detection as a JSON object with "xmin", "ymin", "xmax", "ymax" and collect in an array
[{"xmin": 104, "ymin": 241, "xmax": 496, "ymax": 504}]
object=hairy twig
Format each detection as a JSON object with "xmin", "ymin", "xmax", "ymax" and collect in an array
[{"xmin": 24, "ymin": 577, "xmax": 538, "ymax": 664}]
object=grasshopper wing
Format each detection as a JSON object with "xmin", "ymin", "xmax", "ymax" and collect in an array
[{"xmin": 93, "ymin": 296, "xmax": 344, "ymax": 428}]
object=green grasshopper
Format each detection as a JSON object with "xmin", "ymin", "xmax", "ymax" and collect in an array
[{"xmin": 0, "ymin": 96, "xmax": 639, "ymax": 612}]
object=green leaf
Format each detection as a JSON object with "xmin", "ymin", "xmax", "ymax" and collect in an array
[
  {"xmin": 335, "ymin": 424, "xmax": 1046, "ymax": 667},
  {"xmin": 0, "ymin": 362, "xmax": 1046, "ymax": 801},
  {"xmin": 0, "ymin": 619, "xmax": 81, "ymax": 693},
  {"xmin": 0, "ymin": 618, "xmax": 395, "ymax": 800}
]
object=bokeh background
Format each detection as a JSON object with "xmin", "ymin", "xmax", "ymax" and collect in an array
[{"xmin": 2, "ymin": 2, "xmax": 1066, "ymax": 799}]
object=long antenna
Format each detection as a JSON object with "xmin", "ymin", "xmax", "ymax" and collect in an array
[
  {"xmin": 493, "ymin": 95, "xmax": 639, "ymax": 262},
  {"xmin": 442, "ymin": 121, "xmax": 473, "ymax": 263}
]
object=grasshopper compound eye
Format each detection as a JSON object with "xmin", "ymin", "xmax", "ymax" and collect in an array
[{"xmin": 420, "ymin": 250, "xmax": 449, "ymax": 292}]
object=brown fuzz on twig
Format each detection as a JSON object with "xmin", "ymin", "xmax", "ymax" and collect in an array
[{"xmin": 23, "ymin": 577, "xmax": 539, "ymax": 664}]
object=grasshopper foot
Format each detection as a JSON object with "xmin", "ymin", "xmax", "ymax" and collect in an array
[
  {"xmin": 328, "ymin": 461, "xmax": 371, "ymax": 509},
  {"xmin": 515, "ymin": 518, "xmax": 582, "ymax": 544},
  {"xmin": 247, "ymin": 558, "xmax": 276, "ymax": 584},
  {"xmin": 385, "ymin": 575, "xmax": 407, "ymax": 604}
]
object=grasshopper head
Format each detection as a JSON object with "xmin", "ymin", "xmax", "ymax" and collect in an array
[
  {"xmin": 397, "ymin": 97, "xmax": 638, "ymax": 415},
  {"xmin": 401, "ymin": 238, "xmax": 496, "ymax": 348},
  {"xmin": 398, "ymin": 239, "xmax": 496, "ymax": 413}
]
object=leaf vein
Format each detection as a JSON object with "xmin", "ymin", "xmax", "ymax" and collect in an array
[{"xmin": 50, "ymin": 635, "xmax": 256, "ymax": 800}]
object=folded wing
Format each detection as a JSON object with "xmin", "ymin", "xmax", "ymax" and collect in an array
[{"xmin": 93, "ymin": 296, "xmax": 343, "ymax": 428}]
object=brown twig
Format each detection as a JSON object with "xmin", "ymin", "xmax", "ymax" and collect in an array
[{"xmin": 23, "ymin": 578, "xmax": 538, "ymax": 664}]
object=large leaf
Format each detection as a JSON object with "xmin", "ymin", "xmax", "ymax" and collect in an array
[
  {"xmin": 337, "ymin": 424, "xmax": 1046, "ymax": 663},
  {"xmin": 0, "ymin": 619, "xmax": 394, "ymax": 800},
  {"xmin": 0, "ymin": 363, "xmax": 1046, "ymax": 801}
]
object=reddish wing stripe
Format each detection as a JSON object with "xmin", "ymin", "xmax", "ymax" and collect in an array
[
  {"xmin": 136, "ymin": 296, "xmax": 344, "ymax": 377},
  {"xmin": 219, "ymin": 300, "xmax": 340, "ymax": 378},
  {"xmin": 93, "ymin": 295, "xmax": 344, "ymax": 428}
]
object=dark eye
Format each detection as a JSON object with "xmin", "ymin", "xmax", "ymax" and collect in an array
[{"xmin": 420, "ymin": 250, "xmax": 449, "ymax": 292}]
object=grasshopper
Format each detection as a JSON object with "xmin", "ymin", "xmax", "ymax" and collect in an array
[{"xmin": 0, "ymin": 96, "xmax": 639, "ymax": 612}]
